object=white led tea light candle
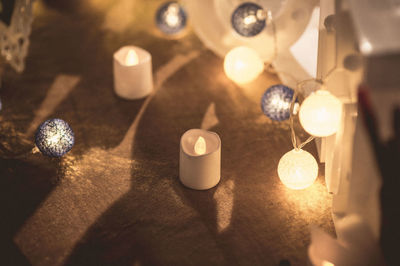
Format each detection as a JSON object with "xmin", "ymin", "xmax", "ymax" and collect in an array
[
  {"xmin": 113, "ymin": 46, "xmax": 153, "ymax": 99},
  {"xmin": 223, "ymin": 46, "xmax": 264, "ymax": 84},
  {"xmin": 299, "ymin": 90, "xmax": 342, "ymax": 137},
  {"xmin": 179, "ymin": 129, "xmax": 221, "ymax": 190}
]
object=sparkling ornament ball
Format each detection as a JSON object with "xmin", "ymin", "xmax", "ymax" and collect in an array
[
  {"xmin": 299, "ymin": 90, "xmax": 342, "ymax": 137},
  {"xmin": 261, "ymin": 84, "xmax": 295, "ymax": 121},
  {"xmin": 277, "ymin": 149, "xmax": 318, "ymax": 190},
  {"xmin": 155, "ymin": 1, "xmax": 187, "ymax": 35},
  {"xmin": 35, "ymin": 118, "xmax": 74, "ymax": 157},
  {"xmin": 231, "ymin": 2, "xmax": 266, "ymax": 37}
]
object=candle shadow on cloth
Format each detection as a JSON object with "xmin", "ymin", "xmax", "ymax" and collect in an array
[{"xmin": 0, "ymin": 156, "xmax": 59, "ymax": 265}]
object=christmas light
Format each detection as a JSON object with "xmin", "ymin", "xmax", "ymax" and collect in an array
[
  {"xmin": 224, "ymin": 46, "xmax": 264, "ymax": 84},
  {"xmin": 231, "ymin": 2, "xmax": 266, "ymax": 37},
  {"xmin": 35, "ymin": 118, "xmax": 74, "ymax": 157},
  {"xmin": 260, "ymin": 84, "xmax": 296, "ymax": 121},
  {"xmin": 155, "ymin": 1, "xmax": 187, "ymax": 35},
  {"xmin": 277, "ymin": 149, "xmax": 318, "ymax": 190},
  {"xmin": 299, "ymin": 90, "xmax": 342, "ymax": 137}
]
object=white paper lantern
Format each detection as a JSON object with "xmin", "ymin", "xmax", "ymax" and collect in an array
[
  {"xmin": 223, "ymin": 46, "xmax": 264, "ymax": 84},
  {"xmin": 299, "ymin": 90, "xmax": 342, "ymax": 137},
  {"xmin": 277, "ymin": 149, "xmax": 318, "ymax": 190}
]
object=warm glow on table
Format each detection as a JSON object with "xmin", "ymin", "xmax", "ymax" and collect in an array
[
  {"xmin": 113, "ymin": 45, "xmax": 153, "ymax": 99},
  {"xmin": 322, "ymin": 261, "xmax": 335, "ymax": 266}
]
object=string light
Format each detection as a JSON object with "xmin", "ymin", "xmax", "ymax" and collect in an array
[
  {"xmin": 155, "ymin": 1, "xmax": 187, "ymax": 35},
  {"xmin": 299, "ymin": 90, "xmax": 342, "ymax": 137},
  {"xmin": 224, "ymin": 46, "xmax": 264, "ymax": 84},
  {"xmin": 231, "ymin": 2, "xmax": 266, "ymax": 37},
  {"xmin": 35, "ymin": 118, "xmax": 74, "ymax": 157},
  {"xmin": 261, "ymin": 84, "xmax": 297, "ymax": 121},
  {"xmin": 277, "ymin": 149, "xmax": 318, "ymax": 190}
]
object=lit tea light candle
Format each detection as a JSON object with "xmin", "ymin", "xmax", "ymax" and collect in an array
[
  {"xmin": 113, "ymin": 46, "xmax": 153, "ymax": 99},
  {"xmin": 179, "ymin": 129, "xmax": 221, "ymax": 190}
]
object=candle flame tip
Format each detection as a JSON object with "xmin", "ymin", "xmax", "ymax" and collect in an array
[{"xmin": 194, "ymin": 136, "xmax": 206, "ymax": 155}]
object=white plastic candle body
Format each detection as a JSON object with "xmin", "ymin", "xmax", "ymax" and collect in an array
[
  {"xmin": 113, "ymin": 46, "xmax": 153, "ymax": 99},
  {"xmin": 179, "ymin": 129, "xmax": 221, "ymax": 190}
]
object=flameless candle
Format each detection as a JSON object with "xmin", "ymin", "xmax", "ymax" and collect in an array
[
  {"xmin": 224, "ymin": 46, "xmax": 264, "ymax": 84},
  {"xmin": 179, "ymin": 129, "xmax": 221, "ymax": 190},
  {"xmin": 113, "ymin": 46, "xmax": 153, "ymax": 99}
]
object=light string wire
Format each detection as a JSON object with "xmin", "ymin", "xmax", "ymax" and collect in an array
[{"xmin": 264, "ymin": 10, "xmax": 338, "ymax": 151}]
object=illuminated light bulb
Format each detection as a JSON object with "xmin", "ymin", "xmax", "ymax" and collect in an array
[
  {"xmin": 125, "ymin": 49, "xmax": 139, "ymax": 66},
  {"xmin": 277, "ymin": 149, "xmax": 318, "ymax": 190},
  {"xmin": 231, "ymin": 2, "xmax": 266, "ymax": 37},
  {"xmin": 224, "ymin": 46, "xmax": 264, "ymax": 84},
  {"xmin": 299, "ymin": 90, "xmax": 342, "ymax": 137},
  {"xmin": 155, "ymin": 1, "xmax": 187, "ymax": 35},
  {"xmin": 260, "ymin": 84, "xmax": 296, "ymax": 121},
  {"xmin": 322, "ymin": 261, "xmax": 335, "ymax": 266},
  {"xmin": 194, "ymin": 136, "xmax": 206, "ymax": 155},
  {"xmin": 243, "ymin": 15, "xmax": 257, "ymax": 25},
  {"xmin": 35, "ymin": 118, "xmax": 75, "ymax": 157}
]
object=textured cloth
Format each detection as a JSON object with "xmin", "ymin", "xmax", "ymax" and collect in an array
[{"xmin": 0, "ymin": 1, "xmax": 334, "ymax": 265}]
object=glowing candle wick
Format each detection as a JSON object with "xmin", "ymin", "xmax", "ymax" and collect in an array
[
  {"xmin": 125, "ymin": 49, "xmax": 139, "ymax": 66},
  {"xmin": 194, "ymin": 136, "xmax": 206, "ymax": 155}
]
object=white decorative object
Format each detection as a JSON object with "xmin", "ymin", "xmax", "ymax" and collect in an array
[
  {"xmin": 223, "ymin": 46, "xmax": 264, "ymax": 84},
  {"xmin": 183, "ymin": 0, "xmax": 318, "ymax": 88},
  {"xmin": 113, "ymin": 46, "xmax": 153, "ymax": 99},
  {"xmin": 299, "ymin": 90, "xmax": 343, "ymax": 137},
  {"xmin": 277, "ymin": 148, "xmax": 318, "ymax": 190},
  {"xmin": 179, "ymin": 129, "xmax": 221, "ymax": 190}
]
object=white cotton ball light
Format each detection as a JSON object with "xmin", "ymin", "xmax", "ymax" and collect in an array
[
  {"xmin": 299, "ymin": 90, "xmax": 342, "ymax": 137},
  {"xmin": 223, "ymin": 46, "xmax": 264, "ymax": 84},
  {"xmin": 277, "ymin": 149, "xmax": 318, "ymax": 190}
]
